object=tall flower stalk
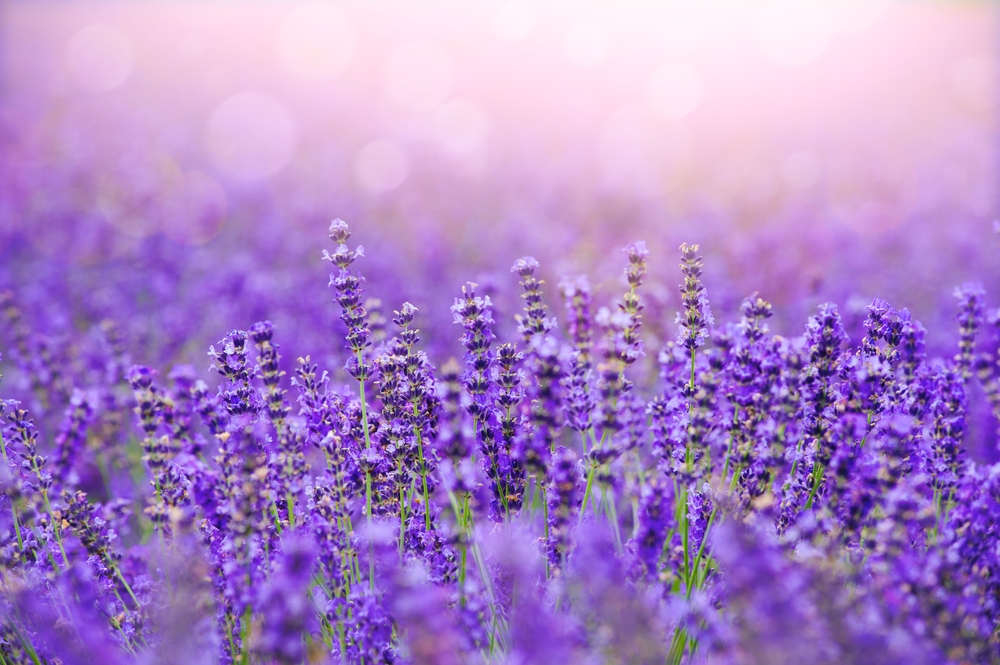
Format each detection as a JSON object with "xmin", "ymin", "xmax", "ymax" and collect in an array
[{"xmin": 323, "ymin": 219, "xmax": 376, "ymax": 589}]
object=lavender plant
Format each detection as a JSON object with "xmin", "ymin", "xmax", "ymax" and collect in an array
[{"xmin": 0, "ymin": 218, "xmax": 999, "ymax": 665}]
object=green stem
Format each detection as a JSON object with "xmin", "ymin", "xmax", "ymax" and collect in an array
[
  {"xmin": 10, "ymin": 621, "xmax": 43, "ymax": 665},
  {"xmin": 31, "ymin": 457, "xmax": 69, "ymax": 568},
  {"xmin": 579, "ymin": 461, "xmax": 597, "ymax": 521},
  {"xmin": 356, "ymin": 350, "xmax": 375, "ymax": 591},
  {"xmin": 804, "ymin": 461, "xmax": 825, "ymax": 510},
  {"xmin": 415, "ymin": 427, "xmax": 431, "ymax": 531},
  {"xmin": 0, "ymin": 433, "xmax": 23, "ymax": 553},
  {"xmin": 686, "ymin": 507, "xmax": 717, "ymax": 599},
  {"xmin": 399, "ymin": 471, "xmax": 407, "ymax": 557},
  {"xmin": 603, "ymin": 486, "xmax": 624, "ymax": 556}
]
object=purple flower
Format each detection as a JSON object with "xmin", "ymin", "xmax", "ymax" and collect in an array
[
  {"xmin": 953, "ymin": 282, "xmax": 985, "ymax": 380},
  {"xmin": 676, "ymin": 243, "xmax": 714, "ymax": 352}
]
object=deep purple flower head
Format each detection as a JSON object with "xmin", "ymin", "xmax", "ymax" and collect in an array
[
  {"xmin": 738, "ymin": 292, "xmax": 773, "ymax": 345},
  {"xmin": 324, "ymin": 218, "xmax": 372, "ymax": 377},
  {"xmin": 676, "ymin": 243, "xmax": 714, "ymax": 351},
  {"xmin": 126, "ymin": 364, "xmax": 156, "ymax": 391},
  {"xmin": 512, "ymin": 255, "xmax": 556, "ymax": 343},
  {"xmin": 623, "ymin": 240, "xmax": 649, "ymax": 288},
  {"xmin": 953, "ymin": 281, "xmax": 985, "ymax": 380},
  {"xmin": 209, "ymin": 331, "xmax": 260, "ymax": 417}
]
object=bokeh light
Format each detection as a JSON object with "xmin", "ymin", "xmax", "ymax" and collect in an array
[
  {"xmin": 276, "ymin": 3, "xmax": 356, "ymax": 81},
  {"xmin": 354, "ymin": 138, "xmax": 411, "ymax": 193},
  {"xmin": 64, "ymin": 23, "xmax": 133, "ymax": 91},
  {"xmin": 383, "ymin": 41, "xmax": 454, "ymax": 113},
  {"xmin": 206, "ymin": 92, "xmax": 298, "ymax": 181}
]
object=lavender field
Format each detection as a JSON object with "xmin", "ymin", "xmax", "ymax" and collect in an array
[{"xmin": 1, "ymin": 2, "xmax": 999, "ymax": 663}]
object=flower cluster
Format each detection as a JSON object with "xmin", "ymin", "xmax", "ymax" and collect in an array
[{"xmin": 0, "ymin": 221, "xmax": 999, "ymax": 665}]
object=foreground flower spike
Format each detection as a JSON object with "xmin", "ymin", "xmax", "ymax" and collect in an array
[
  {"xmin": 595, "ymin": 241, "xmax": 650, "ymax": 440},
  {"xmin": 547, "ymin": 445, "xmax": 581, "ymax": 572},
  {"xmin": 323, "ymin": 218, "xmax": 383, "ymax": 592},
  {"xmin": 251, "ymin": 321, "xmax": 306, "ymax": 528},
  {"xmin": 127, "ymin": 365, "xmax": 188, "ymax": 531},
  {"xmin": 676, "ymin": 243, "xmax": 713, "ymax": 355},
  {"xmin": 495, "ymin": 341, "xmax": 527, "ymax": 512},
  {"xmin": 616, "ymin": 240, "xmax": 648, "ymax": 380},
  {"xmin": 512, "ymin": 256, "xmax": 556, "ymax": 343},
  {"xmin": 779, "ymin": 302, "xmax": 848, "ymax": 527},
  {"xmin": 250, "ymin": 320, "xmax": 290, "ymax": 430},
  {"xmin": 560, "ymin": 275, "xmax": 595, "ymax": 432},
  {"xmin": 324, "ymin": 218, "xmax": 372, "ymax": 381},
  {"xmin": 954, "ymin": 282, "xmax": 985, "ymax": 381},
  {"xmin": 208, "ymin": 331, "xmax": 259, "ymax": 417},
  {"xmin": 452, "ymin": 281, "xmax": 511, "ymax": 518},
  {"xmin": 631, "ymin": 479, "xmax": 677, "ymax": 582},
  {"xmin": 512, "ymin": 256, "xmax": 563, "ymax": 494}
]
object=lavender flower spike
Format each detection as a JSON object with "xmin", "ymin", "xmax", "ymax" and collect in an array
[{"xmin": 676, "ymin": 242, "xmax": 714, "ymax": 353}]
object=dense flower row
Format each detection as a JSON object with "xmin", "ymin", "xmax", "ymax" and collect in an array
[{"xmin": 0, "ymin": 219, "xmax": 998, "ymax": 664}]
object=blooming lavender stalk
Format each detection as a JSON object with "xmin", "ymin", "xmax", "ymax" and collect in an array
[
  {"xmin": 51, "ymin": 388, "xmax": 94, "ymax": 487},
  {"xmin": 164, "ymin": 363, "xmax": 201, "ymax": 457},
  {"xmin": 511, "ymin": 257, "xmax": 573, "ymax": 567},
  {"xmin": 953, "ymin": 282, "xmax": 985, "ymax": 381},
  {"xmin": 722, "ymin": 293, "xmax": 775, "ymax": 490},
  {"xmin": 495, "ymin": 341, "xmax": 526, "ymax": 514},
  {"xmin": 374, "ymin": 344, "xmax": 411, "ymax": 548},
  {"xmin": 596, "ymin": 241, "xmax": 649, "ymax": 440},
  {"xmin": 452, "ymin": 282, "xmax": 512, "ymax": 520},
  {"xmin": 560, "ymin": 275, "xmax": 596, "ymax": 434},
  {"xmin": 127, "ymin": 365, "xmax": 179, "ymax": 533},
  {"xmin": 61, "ymin": 490, "xmax": 144, "ymax": 647},
  {"xmin": 676, "ymin": 243, "xmax": 713, "ymax": 387},
  {"xmin": 2, "ymin": 404, "xmax": 71, "ymax": 569},
  {"xmin": 547, "ymin": 446, "xmax": 581, "ymax": 574},
  {"xmin": 323, "ymin": 218, "xmax": 377, "ymax": 587},
  {"xmin": 250, "ymin": 321, "xmax": 305, "ymax": 529},
  {"xmin": 208, "ymin": 330, "xmax": 260, "ymax": 418},
  {"xmin": 392, "ymin": 303, "xmax": 440, "ymax": 533}
]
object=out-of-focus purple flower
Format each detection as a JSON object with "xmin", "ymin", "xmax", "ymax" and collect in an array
[
  {"xmin": 547, "ymin": 445, "xmax": 582, "ymax": 572},
  {"xmin": 51, "ymin": 388, "xmax": 94, "ymax": 487},
  {"xmin": 254, "ymin": 531, "xmax": 318, "ymax": 665},
  {"xmin": 630, "ymin": 479, "xmax": 677, "ymax": 583}
]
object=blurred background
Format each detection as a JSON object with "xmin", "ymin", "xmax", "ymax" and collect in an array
[{"xmin": 0, "ymin": 0, "xmax": 997, "ymax": 369}]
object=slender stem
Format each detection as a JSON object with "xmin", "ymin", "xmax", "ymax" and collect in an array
[
  {"xmin": 30, "ymin": 457, "xmax": 70, "ymax": 568},
  {"xmin": 804, "ymin": 460, "xmax": 825, "ymax": 510},
  {"xmin": 415, "ymin": 427, "xmax": 431, "ymax": 531},
  {"xmin": 605, "ymin": 487, "xmax": 624, "ymax": 556},
  {"xmin": 356, "ymin": 350, "xmax": 375, "ymax": 591},
  {"xmin": 286, "ymin": 490, "xmax": 296, "ymax": 528},
  {"xmin": 579, "ymin": 461, "xmax": 597, "ymax": 521},
  {"xmin": 10, "ymin": 621, "xmax": 43, "ymax": 665},
  {"xmin": 0, "ymin": 433, "xmax": 24, "ymax": 553},
  {"xmin": 686, "ymin": 507, "xmax": 717, "ymax": 599},
  {"xmin": 398, "ymin": 468, "xmax": 407, "ymax": 557}
]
